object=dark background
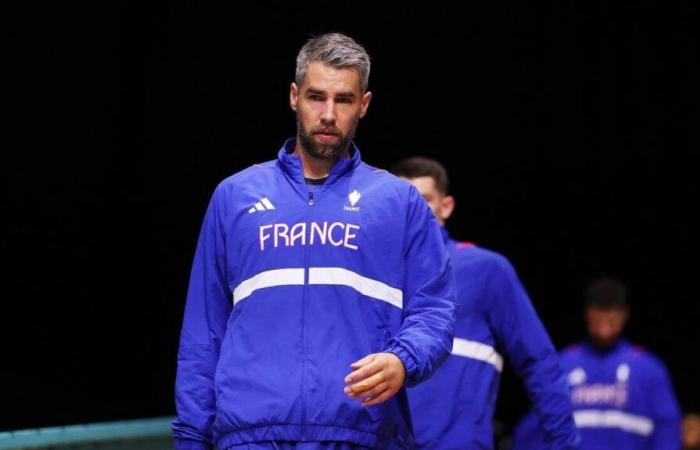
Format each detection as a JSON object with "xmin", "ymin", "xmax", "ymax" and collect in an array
[{"xmin": 5, "ymin": 0, "xmax": 698, "ymax": 436}]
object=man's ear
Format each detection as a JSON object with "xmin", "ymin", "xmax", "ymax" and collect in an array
[
  {"xmin": 359, "ymin": 91, "xmax": 372, "ymax": 118},
  {"xmin": 440, "ymin": 195, "xmax": 455, "ymax": 222},
  {"xmin": 290, "ymin": 82, "xmax": 299, "ymax": 112}
]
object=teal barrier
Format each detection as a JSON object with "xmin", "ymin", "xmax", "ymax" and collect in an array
[{"xmin": 0, "ymin": 416, "xmax": 175, "ymax": 450}]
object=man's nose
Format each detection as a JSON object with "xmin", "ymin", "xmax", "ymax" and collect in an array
[{"xmin": 320, "ymin": 99, "xmax": 336, "ymax": 124}]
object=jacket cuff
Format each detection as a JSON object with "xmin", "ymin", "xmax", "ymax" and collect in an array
[
  {"xmin": 384, "ymin": 344, "xmax": 419, "ymax": 386},
  {"xmin": 173, "ymin": 439, "xmax": 213, "ymax": 450}
]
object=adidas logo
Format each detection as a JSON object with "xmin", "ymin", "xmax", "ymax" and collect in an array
[{"xmin": 248, "ymin": 197, "xmax": 275, "ymax": 213}]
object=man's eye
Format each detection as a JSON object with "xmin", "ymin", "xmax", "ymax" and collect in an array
[
  {"xmin": 309, "ymin": 95, "xmax": 324, "ymax": 101},
  {"xmin": 336, "ymin": 97, "xmax": 352, "ymax": 104}
]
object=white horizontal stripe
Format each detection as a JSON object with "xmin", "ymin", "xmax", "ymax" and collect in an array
[
  {"xmin": 452, "ymin": 338, "xmax": 504, "ymax": 372},
  {"xmin": 248, "ymin": 207, "xmax": 256, "ymax": 213},
  {"xmin": 232, "ymin": 267, "xmax": 403, "ymax": 309},
  {"xmin": 574, "ymin": 409, "xmax": 654, "ymax": 436},
  {"xmin": 261, "ymin": 197, "xmax": 275, "ymax": 209},
  {"xmin": 233, "ymin": 268, "xmax": 305, "ymax": 304},
  {"xmin": 308, "ymin": 267, "xmax": 403, "ymax": 309}
]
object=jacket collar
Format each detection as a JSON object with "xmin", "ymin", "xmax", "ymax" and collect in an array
[
  {"xmin": 277, "ymin": 138, "xmax": 362, "ymax": 187},
  {"xmin": 583, "ymin": 337, "xmax": 631, "ymax": 355}
]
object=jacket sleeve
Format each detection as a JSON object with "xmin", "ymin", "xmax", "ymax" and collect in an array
[
  {"xmin": 384, "ymin": 186, "xmax": 456, "ymax": 386},
  {"xmin": 648, "ymin": 358, "xmax": 682, "ymax": 450},
  {"xmin": 486, "ymin": 258, "xmax": 580, "ymax": 449},
  {"xmin": 171, "ymin": 186, "xmax": 232, "ymax": 450}
]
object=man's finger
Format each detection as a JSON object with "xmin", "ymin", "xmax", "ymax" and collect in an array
[
  {"xmin": 346, "ymin": 370, "xmax": 384, "ymax": 394},
  {"xmin": 350, "ymin": 353, "xmax": 376, "ymax": 370},
  {"xmin": 361, "ymin": 387, "xmax": 395, "ymax": 407},
  {"xmin": 348, "ymin": 381, "xmax": 388, "ymax": 400},
  {"xmin": 344, "ymin": 360, "xmax": 381, "ymax": 384}
]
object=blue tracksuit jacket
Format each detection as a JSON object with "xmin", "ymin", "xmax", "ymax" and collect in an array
[
  {"xmin": 408, "ymin": 230, "xmax": 579, "ymax": 449},
  {"xmin": 512, "ymin": 339, "xmax": 681, "ymax": 450},
  {"xmin": 172, "ymin": 140, "xmax": 457, "ymax": 450}
]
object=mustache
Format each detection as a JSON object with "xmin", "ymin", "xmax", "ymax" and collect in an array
[{"xmin": 312, "ymin": 127, "xmax": 341, "ymax": 136}]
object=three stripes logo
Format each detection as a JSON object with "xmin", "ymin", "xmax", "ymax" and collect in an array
[{"xmin": 248, "ymin": 197, "xmax": 275, "ymax": 213}]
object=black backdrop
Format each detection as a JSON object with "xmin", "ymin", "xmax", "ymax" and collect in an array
[{"xmin": 5, "ymin": 0, "xmax": 698, "ymax": 434}]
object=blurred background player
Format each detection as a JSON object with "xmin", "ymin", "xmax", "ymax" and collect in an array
[
  {"xmin": 391, "ymin": 157, "xmax": 579, "ymax": 449},
  {"xmin": 513, "ymin": 276, "xmax": 682, "ymax": 450}
]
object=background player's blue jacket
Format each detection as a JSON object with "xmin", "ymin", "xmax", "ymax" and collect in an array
[
  {"xmin": 512, "ymin": 339, "xmax": 681, "ymax": 450},
  {"xmin": 408, "ymin": 229, "xmax": 579, "ymax": 449},
  {"xmin": 172, "ymin": 140, "xmax": 456, "ymax": 450}
]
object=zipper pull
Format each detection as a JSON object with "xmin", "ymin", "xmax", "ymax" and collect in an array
[{"xmin": 308, "ymin": 192, "xmax": 314, "ymax": 206}]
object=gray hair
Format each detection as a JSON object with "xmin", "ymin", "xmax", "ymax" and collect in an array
[{"xmin": 295, "ymin": 33, "xmax": 371, "ymax": 92}]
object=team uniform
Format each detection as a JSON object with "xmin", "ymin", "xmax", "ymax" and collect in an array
[
  {"xmin": 172, "ymin": 139, "xmax": 457, "ymax": 450},
  {"xmin": 407, "ymin": 229, "xmax": 579, "ymax": 449},
  {"xmin": 512, "ymin": 339, "xmax": 681, "ymax": 450}
]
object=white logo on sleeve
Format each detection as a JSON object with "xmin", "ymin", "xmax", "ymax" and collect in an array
[
  {"xmin": 344, "ymin": 190, "xmax": 361, "ymax": 212},
  {"xmin": 248, "ymin": 197, "xmax": 275, "ymax": 213}
]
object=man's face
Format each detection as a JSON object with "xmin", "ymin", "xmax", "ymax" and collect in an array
[
  {"xmin": 403, "ymin": 176, "xmax": 454, "ymax": 225},
  {"xmin": 585, "ymin": 306, "xmax": 629, "ymax": 348},
  {"xmin": 290, "ymin": 61, "xmax": 371, "ymax": 160}
]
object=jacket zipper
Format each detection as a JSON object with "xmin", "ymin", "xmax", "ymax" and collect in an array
[{"xmin": 301, "ymin": 190, "xmax": 314, "ymax": 438}]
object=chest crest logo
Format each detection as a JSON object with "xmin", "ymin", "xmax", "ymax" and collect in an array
[{"xmin": 344, "ymin": 190, "xmax": 361, "ymax": 212}]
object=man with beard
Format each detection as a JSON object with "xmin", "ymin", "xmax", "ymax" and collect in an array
[
  {"xmin": 171, "ymin": 33, "xmax": 457, "ymax": 450},
  {"xmin": 512, "ymin": 276, "xmax": 681, "ymax": 450},
  {"xmin": 391, "ymin": 157, "xmax": 579, "ymax": 449}
]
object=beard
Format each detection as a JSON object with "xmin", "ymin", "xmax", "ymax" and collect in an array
[{"xmin": 296, "ymin": 113, "xmax": 357, "ymax": 161}]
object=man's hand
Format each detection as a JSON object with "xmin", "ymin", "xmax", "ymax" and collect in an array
[{"xmin": 343, "ymin": 352, "xmax": 406, "ymax": 406}]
